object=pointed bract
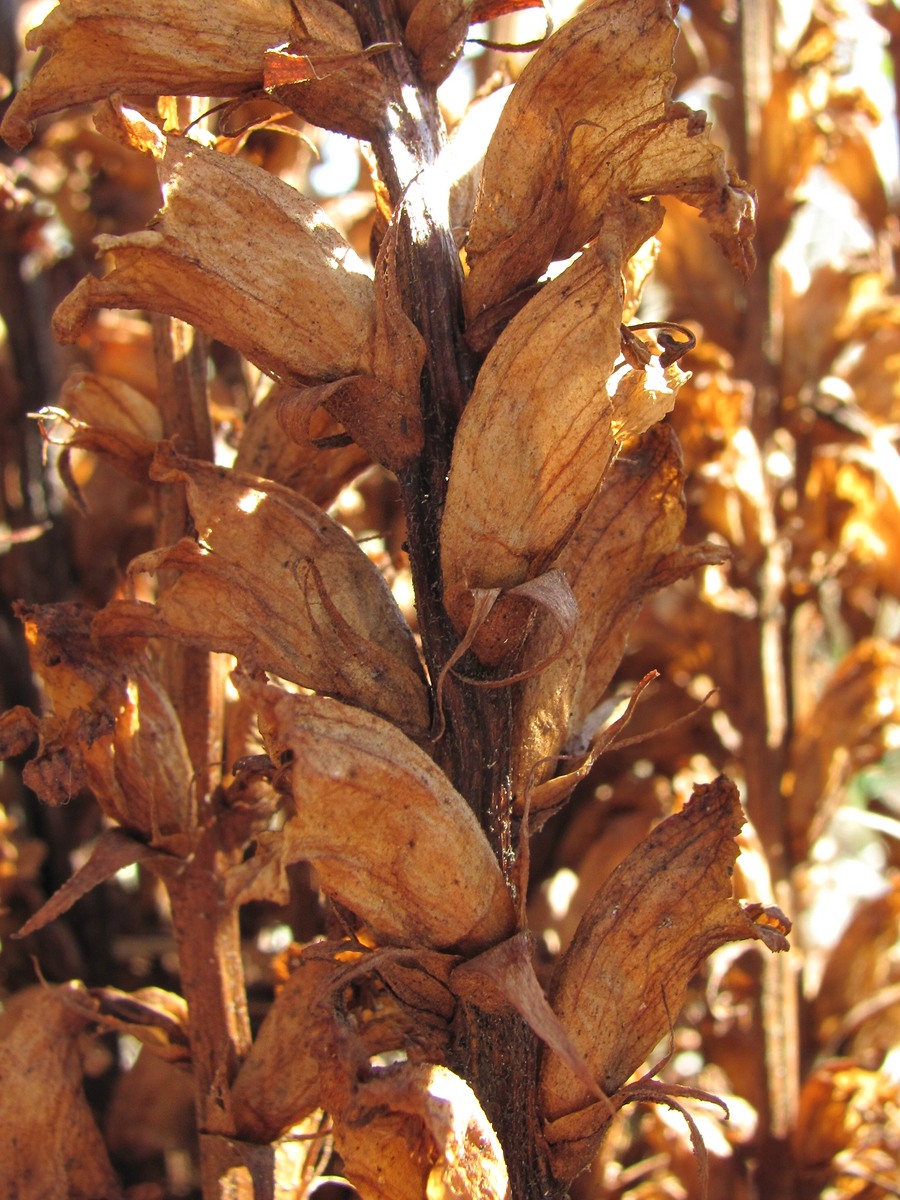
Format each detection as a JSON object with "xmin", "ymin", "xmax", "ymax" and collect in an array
[
  {"xmin": 96, "ymin": 447, "xmax": 429, "ymax": 734},
  {"xmin": 247, "ymin": 683, "xmax": 516, "ymax": 952},
  {"xmin": 53, "ymin": 125, "xmax": 376, "ymax": 387},
  {"xmin": 1, "ymin": 0, "xmax": 296, "ymax": 149}
]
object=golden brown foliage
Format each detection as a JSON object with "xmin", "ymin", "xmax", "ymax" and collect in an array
[{"xmin": 1, "ymin": 2, "xmax": 899, "ymax": 1199}]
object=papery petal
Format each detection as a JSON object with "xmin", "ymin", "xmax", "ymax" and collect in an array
[
  {"xmin": 96, "ymin": 447, "xmax": 429, "ymax": 734},
  {"xmin": 245, "ymin": 682, "xmax": 516, "ymax": 953},
  {"xmin": 53, "ymin": 126, "xmax": 376, "ymax": 386},
  {"xmin": 540, "ymin": 777, "xmax": 789, "ymax": 1182},
  {"xmin": 464, "ymin": 0, "xmax": 755, "ymax": 324},
  {"xmin": 1, "ymin": 0, "xmax": 295, "ymax": 149},
  {"xmin": 441, "ymin": 198, "xmax": 662, "ymax": 626}
]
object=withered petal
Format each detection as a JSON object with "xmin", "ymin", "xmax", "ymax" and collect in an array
[
  {"xmin": 441, "ymin": 198, "xmax": 664, "ymax": 626},
  {"xmin": 97, "ymin": 447, "xmax": 429, "ymax": 734},
  {"xmin": 53, "ymin": 125, "xmax": 376, "ymax": 387},
  {"xmin": 1, "ymin": 0, "xmax": 296, "ymax": 149},
  {"xmin": 464, "ymin": 0, "xmax": 756, "ymax": 321},
  {"xmin": 246, "ymin": 682, "xmax": 516, "ymax": 953},
  {"xmin": 540, "ymin": 776, "xmax": 789, "ymax": 1181}
]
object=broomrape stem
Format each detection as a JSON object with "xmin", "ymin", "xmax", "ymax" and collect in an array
[
  {"xmin": 340, "ymin": 1, "xmax": 550, "ymax": 1194},
  {"xmin": 166, "ymin": 848, "xmax": 255, "ymax": 1198},
  {"xmin": 342, "ymin": 0, "xmax": 517, "ymax": 846}
]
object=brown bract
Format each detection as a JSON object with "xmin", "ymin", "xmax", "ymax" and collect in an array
[
  {"xmin": 793, "ymin": 1060, "xmax": 900, "ymax": 1184},
  {"xmin": 813, "ymin": 879, "xmax": 900, "ymax": 1058},
  {"xmin": 0, "ymin": 0, "xmax": 296, "ymax": 150},
  {"xmin": 275, "ymin": 220, "xmax": 427, "ymax": 473},
  {"xmin": 755, "ymin": 19, "xmax": 882, "ymax": 242},
  {"xmin": 11, "ymin": 602, "xmax": 193, "ymax": 841},
  {"xmin": 371, "ymin": 217, "xmax": 428, "ymax": 431},
  {"xmin": 277, "ymin": 376, "xmax": 423, "ymax": 475},
  {"xmin": 14, "ymin": 829, "xmax": 160, "ymax": 939},
  {"xmin": 34, "ymin": 372, "xmax": 162, "ymax": 502},
  {"xmin": 96, "ymin": 446, "xmax": 429, "ymax": 734},
  {"xmin": 246, "ymin": 682, "xmax": 517, "ymax": 952},
  {"xmin": 464, "ymin": 0, "xmax": 756, "ymax": 324},
  {"xmin": 540, "ymin": 777, "xmax": 789, "ymax": 1182},
  {"xmin": 232, "ymin": 941, "xmax": 458, "ymax": 1141},
  {"xmin": 441, "ymin": 198, "xmax": 667, "ymax": 629},
  {"xmin": 0, "ymin": 986, "xmax": 122, "ymax": 1199},
  {"xmin": 237, "ymin": 383, "xmax": 372, "ymax": 505},
  {"xmin": 781, "ymin": 264, "xmax": 900, "ymax": 421},
  {"xmin": 333, "ymin": 1062, "xmax": 509, "ymax": 1200},
  {"xmin": 513, "ymin": 424, "xmax": 727, "ymax": 799},
  {"xmin": 232, "ymin": 950, "xmax": 348, "ymax": 1140},
  {"xmin": 53, "ymin": 116, "xmax": 376, "ymax": 386},
  {"xmin": 451, "ymin": 933, "xmax": 611, "ymax": 1110},
  {"xmin": 405, "ymin": 0, "xmax": 545, "ymax": 85},
  {"xmin": 405, "ymin": 0, "xmax": 472, "ymax": 85},
  {"xmin": 263, "ymin": 0, "xmax": 390, "ymax": 139}
]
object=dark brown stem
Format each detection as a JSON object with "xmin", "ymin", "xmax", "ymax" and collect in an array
[
  {"xmin": 338, "ymin": 2, "xmax": 547, "ymax": 1195},
  {"xmin": 340, "ymin": 0, "xmax": 515, "ymax": 839}
]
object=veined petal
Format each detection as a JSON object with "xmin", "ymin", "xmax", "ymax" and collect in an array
[
  {"xmin": 1, "ymin": 0, "xmax": 295, "ymax": 149},
  {"xmin": 441, "ymin": 198, "xmax": 661, "ymax": 623},
  {"xmin": 53, "ymin": 128, "xmax": 376, "ymax": 385},
  {"xmin": 247, "ymin": 683, "xmax": 516, "ymax": 953},
  {"xmin": 96, "ymin": 446, "xmax": 430, "ymax": 735},
  {"xmin": 464, "ymin": 0, "xmax": 755, "ymax": 323}
]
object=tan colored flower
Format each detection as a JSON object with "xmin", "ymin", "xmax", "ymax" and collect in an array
[
  {"xmin": 1, "ymin": 0, "xmax": 294, "ymax": 149},
  {"xmin": 13, "ymin": 602, "xmax": 194, "ymax": 841},
  {"xmin": 53, "ymin": 110, "xmax": 376, "ymax": 385},
  {"xmin": 464, "ymin": 0, "xmax": 756, "ymax": 324},
  {"xmin": 441, "ymin": 197, "xmax": 664, "ymax": 622}
]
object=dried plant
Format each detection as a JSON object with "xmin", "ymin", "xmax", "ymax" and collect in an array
[{"xmin": 2, "ymin": 2, "xmax": 899, "ymax": 1199}]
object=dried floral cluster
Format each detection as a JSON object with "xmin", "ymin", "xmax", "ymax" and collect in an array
[{"xmin": 1, "ymin": 1, "xmax": 898, "ymax": 1199}]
